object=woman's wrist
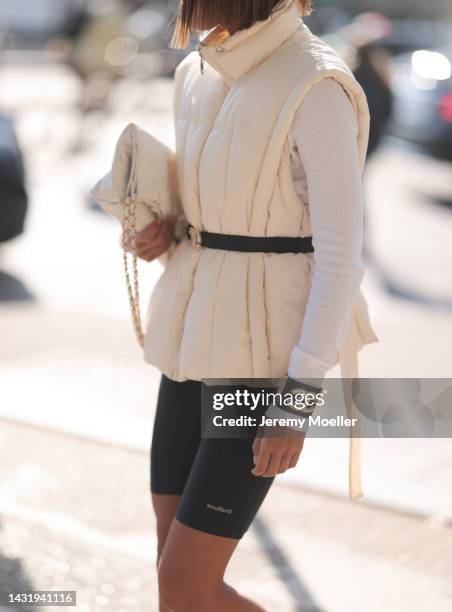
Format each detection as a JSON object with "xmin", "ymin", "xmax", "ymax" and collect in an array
[{"xmin": 264, "ymin": 376, "xmax": 324, "ymax": 432}]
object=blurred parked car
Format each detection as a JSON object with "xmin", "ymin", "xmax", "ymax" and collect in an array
[
  {"xmin": 0, "ymin": 115, "xmax": 28, "ymax": 243},
  {"xmin": 378, "ymin": 19, "xmax": 452, "ymax": 58},
  {"xmin": 389, "ymin": 45, "xmax": 452, "ymax": 161}
]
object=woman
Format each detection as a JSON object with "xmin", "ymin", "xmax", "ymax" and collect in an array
[{"xmin": 136, "ymin": 0, "xmax": 378, "ymax": 609}]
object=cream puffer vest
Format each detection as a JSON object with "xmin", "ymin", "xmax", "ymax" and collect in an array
[{"xmin": 144, "ymin": 0, "xmax": 378, "ymax": 498}]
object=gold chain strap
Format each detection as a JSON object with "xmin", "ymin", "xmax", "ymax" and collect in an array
[{"xmin": 122, "ymin": 195, "xmax": 145, "ymax": 347}]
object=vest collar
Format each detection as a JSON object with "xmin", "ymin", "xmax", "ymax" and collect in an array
[{"xmin": 197, "ymin": 0, "xmax": 302, "ymax": 82}]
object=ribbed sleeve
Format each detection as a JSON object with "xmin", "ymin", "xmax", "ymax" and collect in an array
[{"xmin": 287, "ymin": 77, "xmax": 365, "ymax": 383}]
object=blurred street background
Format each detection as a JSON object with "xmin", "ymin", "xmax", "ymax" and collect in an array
[{"xmin": 0, "ymin": 1, "xmax": 452, "ymax": 610}]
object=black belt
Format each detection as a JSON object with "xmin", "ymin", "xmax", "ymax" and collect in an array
[{"xmin": 186, "ymin": 224, "xmax": 314, "ymax": 254}]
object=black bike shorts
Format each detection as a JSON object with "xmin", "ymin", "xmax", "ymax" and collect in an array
[{"xmin": 150, "ymin": 374, "xmax": 275, "ymax": 540}]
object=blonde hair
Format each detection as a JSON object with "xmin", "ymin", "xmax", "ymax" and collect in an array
[{"xmin": 170, "ymin": 0, "xmax": 313, "ymax": 49}]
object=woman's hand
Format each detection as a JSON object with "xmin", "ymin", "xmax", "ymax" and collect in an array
[
  {"xmin": 125, "ymin": 217, "xmax": 176, "ymax": 262},
  {"xmin": 251, "ymin": 425, "xmax": 305, "ymax": 477}
]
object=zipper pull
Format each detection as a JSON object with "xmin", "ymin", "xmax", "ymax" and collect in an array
[{"xmin": 197, "ymin": 45, "xmax": 204, "ymax": 74}]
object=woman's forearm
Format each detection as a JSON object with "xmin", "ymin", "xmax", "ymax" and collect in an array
[{"xmin": 288, "ymin": 77, "xmax": 366, "ymax": 383}]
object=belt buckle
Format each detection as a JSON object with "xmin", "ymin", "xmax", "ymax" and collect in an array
[{"xmin": 188, "ymin": 225, "xmax": 202, "ymax": 248}]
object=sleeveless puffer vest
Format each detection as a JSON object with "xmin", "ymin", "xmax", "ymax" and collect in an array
[{"xmin": 144, "ymin": 0, "xmax": 378, "ymax": 498}]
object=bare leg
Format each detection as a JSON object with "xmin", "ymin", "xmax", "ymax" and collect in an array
[
  {"xmin": 152, "ymin": 493, "xmax": 180, "ymax": 563},
  {"xmin": 158, "ymin": 519, "xmax": 267, "ymax": 612},
  {"xmin": 151, "ymin": 493, "xmax": 181, "ymax": 612}
]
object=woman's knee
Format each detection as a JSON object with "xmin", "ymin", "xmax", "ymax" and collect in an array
[{"xmin": 157, "ymin": 559, "xmax": 213, "ymax": 612}]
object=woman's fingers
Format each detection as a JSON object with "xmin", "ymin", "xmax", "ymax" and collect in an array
[
  {"xmin": 136, "ymin": 219, "xmax": 161, "ymax": 242},
  {"xmin": 134, "ymin": 219, "xmax": 176, "ymax": 261},
  {"xmin": 251, "ymin": 444, "xmax": 271, "ymax": 476},
  {"xmin": 252, "ymin": 436, "xmax": 261, "ymax": 462},
  {"xmin": 277, "ymin": 454, "xmax": 292, "ymax": 474},
  {"xmin": 137, "ymin": 235, "xmax": 166, "ymax": 254},
  {"xmin": 289, "ymin": 451, "xmax": 301, "ymax": 469},
  {"xmin": 137, "ymin": 244, "xmax": 167, "ymax": 261},
  {"xmin": 124, "ymin": 221, "xmax": 160, "ymax": 253},
  {"xmin": 136, "ymin": 219, "xmax": 167, "ymax": 249},
  {"xmin": 257, "ymin": 451, "xmax": 297, "ymax": 477},
  {"xmin": 125, "ymin": 217, "xmax": 176, "ymax": 261},
  {"xmin": 261, "ymin": 453, "xmax": 283, "ymax": 477},
  {"xmin": 252, "ymin": 427, "xmax": 305, "ymax": 477}
]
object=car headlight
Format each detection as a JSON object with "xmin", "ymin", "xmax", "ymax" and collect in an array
[{"xmin": 411, "ymin": 50, "xmax": 451, "ymax": 81}]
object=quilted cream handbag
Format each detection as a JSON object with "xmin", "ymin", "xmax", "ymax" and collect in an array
[{"xmin": 90, "ymin": 123, "xmax": 186, "ymax": 347}]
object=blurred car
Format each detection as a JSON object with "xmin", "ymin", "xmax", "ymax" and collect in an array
[
  {"xmin": 389, "ymin": 45, "xmax": 452, "ymax": 161},
  {"xmin": 0, "ymin": 115, "xmax": 28, "ymax": 243},
  {"xmin": 378, "ymin": 19, "xmax": 452, "ymax": 58}
]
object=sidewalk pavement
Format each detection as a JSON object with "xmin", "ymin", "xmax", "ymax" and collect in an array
[
  {"xmin": 1, "ymin": 299, "xmax": 451, "ymax": 523},
  {"xmin": 1, "ymin": 419, "xmax": 452, "ymax": 612}
]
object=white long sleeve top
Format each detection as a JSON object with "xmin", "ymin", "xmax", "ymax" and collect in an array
[{"xmin": 287, "ymin": 77, "xmax": 365, "ymax": 384}]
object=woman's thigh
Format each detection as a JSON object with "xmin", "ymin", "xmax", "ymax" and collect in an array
[
  {"xmin": 150, "ymin": 374, "xmax": 202, "ymax": 495},
  {"xmin": 175, "ymin": 434, "xmax": 275, "ymax": 540},
  {"xmin": 150, "ymin": 374, "xmax": 202, "ymax": 558},
  {"xmin": 151, "ymin": 493, "xmax": 180, "ymax": 563},
  {"xmin": 174, "ymin": 381, "xmax": 276, "ymax": 540},
  {"xmin": 157, "ymin": 391, "xmax": 275, "ymax": 610},
  {"xmin": 158, "ymin": 520, "xmax": 268, "ymax": 611},
  {"xmin": 152, "ymin": 378, "xmax": 275, "ymax": 552},
  {"xmin": 159, "ymin": 518, "xmax": 240, "ymax": 584}
]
